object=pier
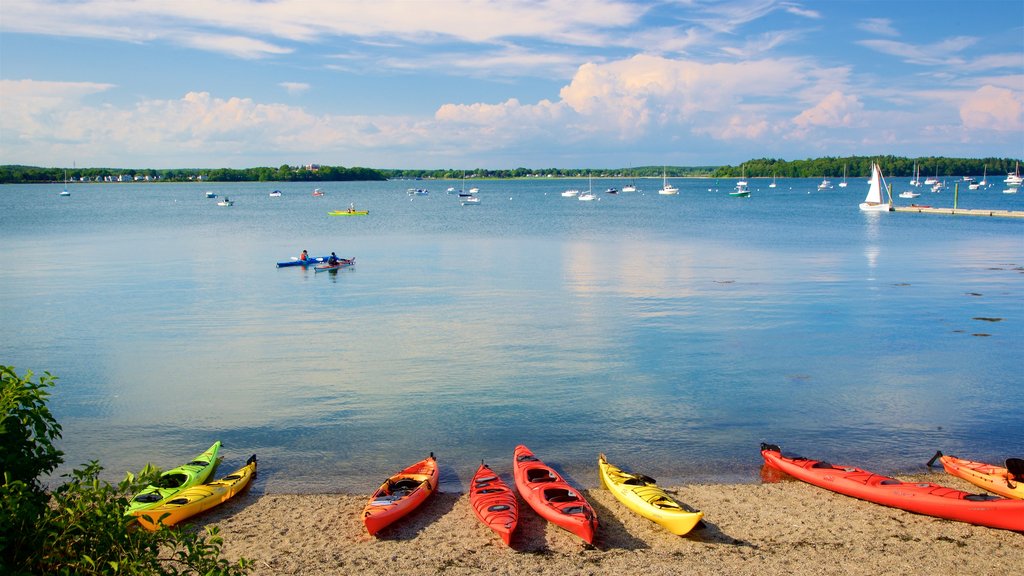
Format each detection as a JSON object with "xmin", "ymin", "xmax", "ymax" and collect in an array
[{"xmin": 893, "ymin": 206, "xmax": 1024, "ymax": 218}]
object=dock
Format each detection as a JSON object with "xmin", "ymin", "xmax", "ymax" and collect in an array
[{"xmin": 893, "ymin": 206, "xmax": 1024, "ymax": 219}]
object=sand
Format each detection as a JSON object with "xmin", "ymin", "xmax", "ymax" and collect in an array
[{"xmin": 191, "ymin": 471, "xmax": 1022, "ymax": 576}]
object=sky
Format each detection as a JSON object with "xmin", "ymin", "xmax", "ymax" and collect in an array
[{"xmin": 1, "ymin": 0, "xmax": 1022, "ymax": 169}]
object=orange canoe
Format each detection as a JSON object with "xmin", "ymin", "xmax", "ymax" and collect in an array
[
  {"xmin": 362, "ymin": 453, "xmax": 438, "ymax": 536},
  {"xmin": 469, "ymin": 462, "xmax": 519, "ymax": 545},
  {"xmin": 762, "ymin": 443, "xmax": 1024, "ymax": 531},
  {"xmin": 933, "ymin": 452, "xmax": 1023, "ymax": 500},
  {"xmin": 512, "ymin": 445, "xmax": 597, "ymax": 544}
]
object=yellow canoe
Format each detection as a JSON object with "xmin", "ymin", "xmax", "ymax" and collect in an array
[
  {"xmin": 598, "ymin": 454, "xmax": 703, "ymax": 535},
  {"xmin": 134, "ymin": 455, "xmax": 257, "ymax": 530}
]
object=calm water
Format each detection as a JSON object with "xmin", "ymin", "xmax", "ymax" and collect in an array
[{"xmin": 2, "ymin": 177, "xmax": 1022, "ymax": 493}]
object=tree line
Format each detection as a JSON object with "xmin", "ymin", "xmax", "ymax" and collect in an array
[
  {"xmin": 2, "ymin": 156, "xmax": 1019, "ymax": 184},
  {"xmin": 0, "ymin": 164, "xmax": 387, "ymax": 184}
]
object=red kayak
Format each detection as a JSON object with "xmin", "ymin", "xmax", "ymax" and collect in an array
[
  {"xmin": 362, "ymin": 453, "xmax": 438, "ymax": 536},
  {"xmin": 512, "ymin": 445, "xmax": 597, "ymax": 544},
  {"xmin": 469, "ymin": 462, "xmax": 519, "ymax": 546},
  {"xmin": 761, "ymin": 443, "xmax": 1024, "ymax": 531}
]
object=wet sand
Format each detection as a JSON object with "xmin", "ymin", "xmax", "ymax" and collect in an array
[{"xmin": 195, "ymin": 472, "xmax": 1022, "ymax": 575}]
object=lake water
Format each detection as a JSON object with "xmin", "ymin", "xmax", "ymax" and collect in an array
[{"xmin": 2, "ymin": 177, "xmax": 1022, "ymax": 494}]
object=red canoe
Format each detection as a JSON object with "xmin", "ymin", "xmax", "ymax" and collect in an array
[
  {"xmin": 469, "ymin": 462, "xmax": 519, "ymax": 545},
  {"xmin": 761, "ymin": 443, "xmax": 1024, "ymax": 531},
  {"xmin": 362, "ymin": 453, "xmax": 438, "ymax": 536},
  {"xmin": 512, "ymin": 445, "xmax": 597, "ymax": 543}
]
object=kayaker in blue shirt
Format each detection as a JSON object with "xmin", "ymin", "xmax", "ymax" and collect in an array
[{"xmin": 328, "ymin": 252, "xmax": 338, "ymax": 265}]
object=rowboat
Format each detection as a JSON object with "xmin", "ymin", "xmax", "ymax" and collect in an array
[
  {"xmin": 512, "ymin": 445, "xmax": 597, "ymax": 544},
  {"xmin": 363, "ymin": 453, "xmax": 438, "ymax": 536},
  {"xmin": 761, "ymin": 443, "xmax": 1024, "ymax": 531},
  {"xmin": 597, "ymin": 454, "xmax": 703, "ymax": 535},
  {"xmin": 125, "ymin": 441, "xmax": 221, "ymax": 516},
  {"xmin": 133, "ymin": 455, "xmax": 257, "ymax": 530},
  {"xmin": 469, "ymin": 462, "xmax": 518, "ymax": 545},
  {"xmin": 930, "ymin": 452, "xmax": 1023, "ymax": 500},
  {"xmin": 313, "ymin": 257, "xmax": 354, "ymax": 272}
]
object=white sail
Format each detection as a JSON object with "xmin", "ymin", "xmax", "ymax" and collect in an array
[{"xmin": 859, "ymin": 162, "xmax": 891, "ymax": 212}]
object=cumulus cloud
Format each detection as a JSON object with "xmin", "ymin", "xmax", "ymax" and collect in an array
[
  {"xmin": 792, "ymin": 90, "xmax": 863, "ymax": 129},
  {"xmin": 959, "ymin": 85, "xmax": 1023, "ymax": 131}
]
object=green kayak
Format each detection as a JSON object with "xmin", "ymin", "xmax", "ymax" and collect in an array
[{"xmin": 125, "ymin": 441, "xmax": 222, "ymax": 516}]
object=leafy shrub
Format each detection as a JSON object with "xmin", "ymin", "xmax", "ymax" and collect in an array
[{"xmin": 0, "ymin": 366, "xmax": 250, "ymax": 575}]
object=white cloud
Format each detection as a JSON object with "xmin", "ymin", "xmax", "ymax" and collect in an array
[
  {"xmin": 179, "ymin": 33, "xmax": 293, "ymax": 59},
  {"xmin": 857, "ymin": 18, "xmax": 899, "ymax": 37},
  {"xmin": 792, "ymin": 90, "xmax": 863, "ymax": 129},
  {"xmin": 858, "ymin": 36, "xmax": 979, "ymax": 67},
  {"xmin": 280, "ymin": 82, "xmax": 311, "ymax": 95},
  {"xmin": 959, "ymin": 85, "xmax": 1023, "ymax": 131}
]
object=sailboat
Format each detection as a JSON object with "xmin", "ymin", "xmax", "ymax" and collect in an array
[
  {"xmin": 924, "ymin": 164, "xmax": 938, "ymax": 186},
  {"xmin": 1004, "ymin": 161, "xmax": 1022, "ymax": 186},
  {"xmin": 622, "ymin": 166, "xmax": 637, "ymax": 192},
  {"xmin": 658, "ymin": 167, "xmax": 679, "ymax": 195},
  {"xmin": 578, "ymin": 174, "xmax": 596, "ymax": 201},
  {"xmin": 859, "ymin": 162, "xmax": 893, "ymax": 212},
  {"xmin": 838, "ymin": 164, "xmax": 848, "ymax": 188},
  {"xmin": 769, "ymin": 172, "xmax": 777, "ymax": 188},
  {"xmin": 817, "ymin": 176, "xmax": 831, "ymax": 190},
  {"xmin": 909, "ymin": 162, "xmax": 920, "ymax": 186},
  {"xmin": 59, "ymin": 167, "xmax": 71, "ymax": 196},
  {"xmin": 977, "ymin": 165, "xmax": 987, "ymax": 187},
  {"xmin": 731, "ymin": 166, "xmax": 750, "ymax": 197}
]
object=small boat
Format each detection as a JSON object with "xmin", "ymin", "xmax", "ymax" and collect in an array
[
  {"xmin": 469, "ymin": 187, "xmax": 480, "ymax": 194},
  {"xmin": 125, "ymin": 441, "xmax": 222, "ymax": 516},
  {"xmin": 470, "ymin": 462, "xmax": 518, "ymax": 545},
  {"xmin": 598, "ymin": 454, "xmax": 703, "ymax": 535},
  {"xmin": 761, "ymin": 443, "xmax": 1024, "ymax": 531},
  {"xmin": 621, "ymin": 183, "xmax": 637, "ymax": 192},
  {"xmin": 1004, "ymin": 187, "xmax": 1019, "ymax": 194},
  {"xmin": 924, "ymin": 164, "xmax": 939, "ymax": 186},
  {"xmin": 931, "ymin": 181, "xmax": 945, "ymax": 193},
  {"xmin": 910, "ymin": 162, "xmax": 920, "ymax": 186},
  {"xmin": 407, "ymin": 188, "xmax": 429, "ymax": 195},
  {"xmin": 328, "ymin": 204, "xmax": 369, "ymax": 216},
  {"xmin": 1003, "ymin": 161, "xmax": 1022, "ymax": 186},
  {"xmin": 461, "ymin": 196, "xmax": 481, "ymax": 205},
  {"xmin": 363, "ymin": 453, "xmax": 438, "ymax": 536},
  {"xmin": 578, "ymin": 175, "xmax": 596, "ymax": 201},
  {"xmin": 133, "ymin": 455, "xmax": 257, "ymax": 530},
  {"xmin": 838, "ymin": 164, "xmax": 848, "ymax": 188},
  {"xmin": 929, "ymin": 452, "xmax": 1023, "ymax": 500},
  {"xmin": 314, "ymin": 257, "xmax": 355, "ymax": 272},
  {"xmin": 978, "ymin": 165, "xmax": 988, "ymax": 186},
  {"xmin": 513, "ymin": 444, "xmax": 597, "ymax": 544},
  {"xmin": 217, "ymin": 197, "xmax": 234, "ymax": 206},
  {"xmin": 59, "ymin": 168, "xmax": 71, "ymax": 196},
  {"xmin": 205, "ymin": 191, "xmax": 217, "ymax": 199},
  {"xmin": 269, "ymin": 190, "xmax": 282, "ymax": 197},
  {"xmin": 658, "ymin": 167, "xmax": 679, "ymax": 195},
  {"xmin": 731, "ymin": 171, "xmax": 750, "ymax": 197},
  {"xmin": 859, "ymin": 162, "xmax": 893, "ymax": 212},
  {"xmin": 899, "ymin": 190, "xmax": 920, "ymax": 199},
  {"xmin": 605, "ymin": 187, "xmax": 618, "ymax": 194},
  {"xmin": 769, "ymin": 173, "xmax": 777, "ymax": 188},
  {"xmin": 561, "ymin": 189, "xmax": 580, "ymax": 197},
  {"xmin": 817, "ymin": 177, "xmax": 831, "ymax": 190},
  {"xmin": 276, "ymin": 256, "xmax": 330, "ymax": 268},
  {"xmin": 312, "ymin": 188, "xmax": 325, "ymax": 197}
]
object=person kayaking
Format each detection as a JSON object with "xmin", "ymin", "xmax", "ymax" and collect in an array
[
  {"xmin": 328, "ymin": 252, "xmax": 339, "ymax": 265},
  {"xmin": 300, "ymin": 249, "xmax": 309, "ymax": 262}
]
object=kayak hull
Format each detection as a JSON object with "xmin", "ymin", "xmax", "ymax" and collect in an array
[
  {"xmin": 328, "ymin": 210, "xmax": 369, "ymax": 216},
  {"xmin": 470, "ymin": 463, "xmax": 519, "ymax": 545},
  {"xmin": 598, "ymin": 454, "xmax": 703, "ymax": 535},
  {"xmin": 363, "ymin": 454, "xmax": 438, "ymax": 536},
  {"xmin": 761, "ymin": 443, "xmax": 1024, "ymax": 531},
  {"xmin": 313, "ymin": 257, "xmax": 355, "ymax": 272},
  {"xmin": 134, "ymin": 455, "xmax": 257, "ymax": 530},
  {"xmin": 125, "ymin": 441, "xmax": 222, "ymax": 516},
  {"xmin": 513, "ymin": 445, "xmax": 597, "ymax": 544},
  {"xmin": 939, "ymin": 455, "xmax": 1023, "ymax": 500},
  {"xmin": 277, "ymin": 256, "xmax": 330, "ymax": 268}
]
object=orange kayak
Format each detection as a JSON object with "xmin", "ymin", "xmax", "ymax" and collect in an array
[
  {"xmin": 362, "ymin": 453, "xmax": 438, "ymax": 536},
  {"xmin": 512, "ymin": 445, "xmax": 597, "ymax": 544},
  {"xmin": 933, "ymin": 452, "xmax": 1023, "ymax": 500},
  {"xmin": 469, "ymin": 462, "xmax": 519, "ymax": 545},
  {"xmin": 762, "ymin": 443, "xmax": 1024, "ymax": 531}
]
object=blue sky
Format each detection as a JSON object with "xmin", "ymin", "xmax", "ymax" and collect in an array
[{"xmin": 1, "ymin": 0, "xmax": 1022, "ymax": 169}]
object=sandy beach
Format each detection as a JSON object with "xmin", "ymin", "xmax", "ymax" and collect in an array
[{"xmin": 195, "ymin": 472, "xmax": 1022, "ymax": 576}]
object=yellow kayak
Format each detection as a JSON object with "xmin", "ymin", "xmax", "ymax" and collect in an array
[
  {"xmin": 598, "ymin": 454, "xmax": 703, "ymax": 535},
  {"xmin": 935, "ymin": 453, "xmax": 1023, "ymax": 500},
  {"xmin": 125, "ymin": 441, "xmax": 221, "ymax": 516},
  {"xmin": 134, "ymin": 455, "xmax": 257, "ymax": 530}
]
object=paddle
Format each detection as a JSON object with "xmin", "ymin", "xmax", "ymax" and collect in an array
[
  {"xmin": 926, "ymin": 450, "xmax": 944, "ymax": 468},
  {"xmin": 1006, "ymin": 458, "xmax": 1024, "ymax": 483}
]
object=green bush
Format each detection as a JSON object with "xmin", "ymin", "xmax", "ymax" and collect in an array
[{"xmin": 0, "ymin": 366, "xmax": 250, "ymax": 575}]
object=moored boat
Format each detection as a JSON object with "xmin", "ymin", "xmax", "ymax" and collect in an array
[
  {"xmin": 598, "ymin": 454, "xmax": 703, "ymax": 535},
  {"xmin": 125, "ymin": 441, "xmax": 222, "ymax": 516},
  {"xmin": 761, "ymin": 443, "xmax": 1024, "ymax": 531},
  {"xmin": 133, "ymin": 455, "xmax": 257, "ymax": 530},
  {"xmin": 363, "ymin": 453, "xmax": 438, "ymax": 536},
  {"xmin": 512, "ymin": 444, "xmax": 597, "ymax": 544},
  {"xmin": 859, "ymin": 162, "xmax": 893, "ymax": 212},
  {"xmin": 930, "ymin": 452, "xmax": 1023, "ymax": 500},
  {"xmin": 470, "ymin": 462, "xmax": 519, "ymax": 545}
]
